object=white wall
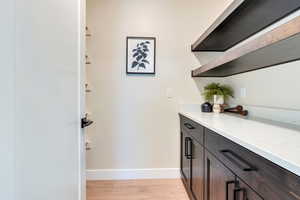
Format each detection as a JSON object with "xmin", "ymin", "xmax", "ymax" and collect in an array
[
  {"xmin": 86, "ymin": 0, "xmax": 234, "ymax": 173},
  {"xmin": 224, "ymin": 62, "xmax": 300, "ymax": 110},
  {"xmin": 0, "ymin": 1, "xmax": 15, "ymax": 199}
]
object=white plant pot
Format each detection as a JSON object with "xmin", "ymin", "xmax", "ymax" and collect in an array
[
  {"xmin": 213, "ymin": 104, "xmax": 222, "ymax": 113},
  {"xmin": 213, "ymin": 95, "xmax": 224, "ymax": 105}
]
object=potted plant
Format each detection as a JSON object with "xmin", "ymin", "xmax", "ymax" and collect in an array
[{"xmin": 202, "ymin": 83, "xmax": 234, "ymax": 105}]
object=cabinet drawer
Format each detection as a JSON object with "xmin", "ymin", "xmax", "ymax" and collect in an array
[
  {"xmin": 180, "ymin": 115, "xmax": 204, "ymax": 145},
  {"xmin": 205, "ymin": 128, "xmax": 300, "ymax": 200}
]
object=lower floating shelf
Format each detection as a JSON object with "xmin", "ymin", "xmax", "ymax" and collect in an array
[{"xmin": 192, "ymin": 15, "xmax": 300, "ymax": 77}]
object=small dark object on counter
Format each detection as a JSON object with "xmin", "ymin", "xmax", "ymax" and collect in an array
[
  {"xmin": 225, "ymin": 109, "xmax": 248, "ymax": 116},
  {"xmin": 202, "ymin": 102, "xmax": 213, "ymax": 112},
  {"xmin": 224, "ymin": 105, "xmax": 248, "ymax": 116},
  {"xmin": 226, "ymin": 105, "xmax": 243, "ymax": 112}
]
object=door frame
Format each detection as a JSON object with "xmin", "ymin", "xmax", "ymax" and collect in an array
[{"xmin": 79, "ymin": 0, "xmax": 87, "ymax": 199}]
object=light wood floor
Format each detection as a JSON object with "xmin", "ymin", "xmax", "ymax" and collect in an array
[{"xmin": 87, "ymin": 179, "xmax": 189, "ymax": 200}]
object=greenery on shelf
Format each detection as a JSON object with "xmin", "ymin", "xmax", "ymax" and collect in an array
[{"xmin": 202, "ymin": 83, "xmax": 234, "ymax": 102}]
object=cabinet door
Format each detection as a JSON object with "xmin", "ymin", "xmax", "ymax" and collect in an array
[
  {"xmin": 181, "ymin": 131, "xmax": 192, "ymax": 187},
  {"xmin": 191, "ymin": 140, "xmax": 205, "ymax": 200},
  {"xmin": 235, "ymin": 178, "xmax": 264, "ymax": 200},
  {"xmin": 205, "ymin": 151, "xmax": 236, "ymax": 200}
]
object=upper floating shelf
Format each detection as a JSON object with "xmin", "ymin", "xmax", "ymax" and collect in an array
[
  {"xmin": 192, "ymin": 16, "xmax": 300, "ymax": 77},
  {"xmin": 192, "ymin": 0, "xmax": 300, "ymax": 52}
]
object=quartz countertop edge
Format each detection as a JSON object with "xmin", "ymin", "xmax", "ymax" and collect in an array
[{"xmin": 179, "ymin": 106, "xmax": 300, "ymax": 177}]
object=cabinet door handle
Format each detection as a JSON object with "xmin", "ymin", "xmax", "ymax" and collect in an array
[
  {"xmin": 226, "ymin": 181, "xmax": 236, "ymax": 200},
  {"xmin": 234, "ymin": 188, "xmax": 246, "ymax": 200},
  {"xmin": 186, "ymin": 137, "xmax": 193, "ymax": 159},
  {"xmin": 220, "ymin": 150, "xmax": 257, "ymax": 172},
  {"xmin": 184, "ymin": 137, "xmax": 188, "ymax": 157},
  {"xmin": 184, "ymin": 123, "xmax": 195, "ymax": 130}
]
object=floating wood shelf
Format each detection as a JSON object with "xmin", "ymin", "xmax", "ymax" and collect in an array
[
  {"xmin": 192, "ymin": 0, "xmax": 300, "ymax": 51},
  {"xmin": 192, "ymin": 16, "xmax": 300, "ymax": 77}
]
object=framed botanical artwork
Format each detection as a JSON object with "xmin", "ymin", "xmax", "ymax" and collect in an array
[{"xmin": 126, "ymin": 37, "xmax": 156, "ymax": 74}]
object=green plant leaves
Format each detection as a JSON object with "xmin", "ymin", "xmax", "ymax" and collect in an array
[{"xmin": 202, "ymin": 82, "xmax": 234, "ymax": 102}]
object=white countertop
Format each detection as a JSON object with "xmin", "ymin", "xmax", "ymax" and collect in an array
[{"xmin": 179, "ymin": 104, "xmax": 300, "ymax": 177}]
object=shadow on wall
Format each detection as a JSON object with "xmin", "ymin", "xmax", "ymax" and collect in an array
[{"xmin": 191, "ymin": 51, "xmax": 226, "ymax": 100}]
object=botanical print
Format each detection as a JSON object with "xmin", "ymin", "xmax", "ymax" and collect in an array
[
  {"xmin": 127, "ymin": 37, "xmax": 156, "ymax": 74},
  {"xmin": 131, "ymin": 41, "xmax": 150, "ymax": 71}
]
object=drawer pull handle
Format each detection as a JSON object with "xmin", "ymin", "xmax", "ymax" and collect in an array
[
  {"xmin": 184, "ymin": 137, "xmax": 188, "ymax": 157},
  {"xmin": 220, "ymin": 150, "xmax": 257, "ymax": 172},
  {"xmin": 226, "ymin": 181, "xmax": 235, "ymax": 200},
  {"xmin": 186, "ymin": 137, "xmax": 193, "ymax": 159},
  {"xmin": 234, "ymin": 188, "xmax": 246, "ymax": 200},
  {"xmin": 184, "ymin": 123, "xmax": 195, "ymax": 130}
]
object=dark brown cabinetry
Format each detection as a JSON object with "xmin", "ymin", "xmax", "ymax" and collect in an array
[
  {"xmin": 179, "ymin": 114, "xmax": 300, "ymax": 200},
  {"xmin": 180, "ymin": 116, "xmax": 205, "ymax": 200},
  {"xmin": 205, "ymin": 151, "xmax": 263, "ymax": 200},
  {"xmin": 205, "ymin": 151, "xmax": 235, "ymax": 200},
  {"xmin": 180, "ymin": 130, "xmax": 205, "ymax": 200},
  {"xmin": 235, "ymin": 178, "xmax": 263, "ymax": 200},
  {"xmin": 181, "ymin": 115, "xmax": 204, "ymax": 145},
  {"xmin": 191, "ymin": 140, "xmax": 205, "ymax": 200},
  {"xmin": 205, "ymin": 128, "xmax": 300, "ymax": 200},
  {"xmin": 181, "ymin": 131, "xmax": 191, "ymax": 187}
]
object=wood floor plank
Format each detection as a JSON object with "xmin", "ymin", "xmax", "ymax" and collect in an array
[{"xmin": 87, "ymin": 179, "xmax": 189, "ymax": 200}]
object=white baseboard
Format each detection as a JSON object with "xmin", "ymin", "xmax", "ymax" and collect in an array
[{"xmin": 86, "ymin": 168, "xmax": 181, "ymax": 180}]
